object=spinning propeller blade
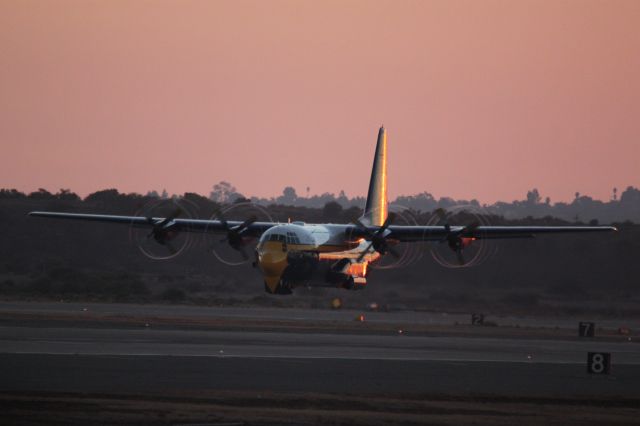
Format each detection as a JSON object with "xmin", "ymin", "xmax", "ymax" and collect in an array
[{"xmin": 355, "ymin": 212, "xmax": 397, "ymax": 262}]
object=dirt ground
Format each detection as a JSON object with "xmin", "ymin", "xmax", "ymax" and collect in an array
[{"xmin": 2, "ymin": 391, "xmax": 639, "ymax": 426}]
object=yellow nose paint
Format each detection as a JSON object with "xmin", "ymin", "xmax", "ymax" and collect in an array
[{"xmin": 258, "ymin": 241, "xmax": 289, "ymax": 292}]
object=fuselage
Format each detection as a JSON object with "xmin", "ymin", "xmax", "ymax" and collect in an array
[{"xmin": 256, "ymin": 223, "xmax": 377, "ymax": 293}]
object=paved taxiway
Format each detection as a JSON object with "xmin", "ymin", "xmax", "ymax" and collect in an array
[{"xmin": 1, "ymin": 303, "xmax": 639, "ymax": 398}]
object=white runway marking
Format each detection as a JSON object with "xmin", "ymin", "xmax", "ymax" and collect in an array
[{"xmin": 1, "ymin": 325, "xmax": 639, "ymax": 364}]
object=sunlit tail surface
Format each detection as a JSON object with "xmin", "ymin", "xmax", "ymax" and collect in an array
[{"xmin": 362, "ymin": 126, "xmax": 388, "ymax": 227}]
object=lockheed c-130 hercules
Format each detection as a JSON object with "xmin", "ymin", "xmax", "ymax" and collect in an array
[{"xmin": 30, "ymin": 127, "xmax": 616, "ymax": 294}]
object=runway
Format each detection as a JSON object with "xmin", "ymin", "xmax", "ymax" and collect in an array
[
  {"xmin": 3, "ymin": 353, "xmax": 640, "ymax": 397},
  {"xmin": 2, "ymin": 300, "xmax": 639, "ymax": 329},
  {"xmin": 2, "ymin": 302, "xmax": 639, "ymax": 425},
  {"xmin": 1, "ymin": 303, "xmax": 639, "ymax": 398},
  {"xmin": 1, "ymin": 325, "xmax": 640, "ymax": 364}
]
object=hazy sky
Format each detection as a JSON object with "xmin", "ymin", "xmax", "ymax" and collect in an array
[{"xmin": 1, "ymin": 0, "xmax": 638, "ymax": 204}]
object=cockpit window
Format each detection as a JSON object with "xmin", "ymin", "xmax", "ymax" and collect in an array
[
  {"xmin": 268, "ymin": 234, "xmax": 285, "ymax": 242},
  {"xmin": 286, "ymin": 231, "xmax": 300, "ymax": 244},
  {"xmin": 261, "ymin": 226, "xmax": 310, "ymax": 246}
]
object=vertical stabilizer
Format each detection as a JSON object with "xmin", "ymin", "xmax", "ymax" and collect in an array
[{"xmin": 363, "ymin": 126, "xmax": 388, "ymax": 226}]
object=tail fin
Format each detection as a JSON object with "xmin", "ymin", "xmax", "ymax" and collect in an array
[{"xmin": 362, "ymin": 126, "xmax": 388, "ymax": 226}]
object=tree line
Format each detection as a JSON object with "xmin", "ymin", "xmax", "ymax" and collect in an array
[{"xmin": 3, "ymin": 183, "xmax": 639, "ymax": 224}]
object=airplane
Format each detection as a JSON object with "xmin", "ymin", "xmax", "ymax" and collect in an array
[{"xmin": 30, "ymin": 127, "xmax": 616, "ymax": 294}]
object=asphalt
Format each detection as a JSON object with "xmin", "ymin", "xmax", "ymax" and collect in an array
[
  {"xmin": 2, "ymin": 301, "xmax": 638, "ymax": 329},
  {"xmin": 1, "ymin": 326, "xmax": 639, "ymax": 364},
  {"xmin": 0, "ymin": 303, "xmax": 639, "ymax": 398},
  {"xmin": 2, "ymin": 353, "xmax": 639, "ymax": 397}
]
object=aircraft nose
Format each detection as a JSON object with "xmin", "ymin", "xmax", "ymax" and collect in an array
[{"xmin": 257, "ymin": 243, "xmax": 288, "ymax": 277}]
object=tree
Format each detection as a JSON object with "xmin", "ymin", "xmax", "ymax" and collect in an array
[
  {"xmin": 279, "ymin": 186, "xmax": 297, "ymax": 205},
  {"xmin": 433, "ymin": 207, "xmax": 447, "ymax": 222},
  {"xmin": 85, "ymin": 189, "xmax": 120, "ymax": 204},
  {"xmin": 526, "ymin": 189, "xmax": 541, "ymax": 205},
  {"xmin": 342, "ymin": 206, "xmax": 363, "ymax": 222},
  {"xmin": 0, "ymin": 189, "xmax": 26, "ymax": 199},
  {"xmin": 620, "ymin": 186, "xmax": 640, "ymax": 204},
  {"xmin": 56, "ymin": 189, "xmax": 80, "ymax": 201},
  {"xmin": 28, "ymin": 188, "xmax": 53, "ymax": 199},
  {"xmin": 322, "ymin": 201, "xmax": 343, "ymax": 220},
  {"xmin": 183, "ymin": 192, "xmax": 210, "ymax": 204},
  {"xmin": 182, "ymin": 192, "xmax": 213, "ymax": 212},
  {"xmin": 336, "ymin": 190, "xmax": 349, "ymax": 206},
  {"xmin": 209, "ymin": 181, "xmax": 244, "ymax": 204}
]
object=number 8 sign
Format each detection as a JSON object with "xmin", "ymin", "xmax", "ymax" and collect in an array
[{"xmin": 587, "ymin": 352, "xmax": 611, "ymax": 374}]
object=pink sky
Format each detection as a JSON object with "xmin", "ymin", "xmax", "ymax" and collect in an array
[{"xmin": 1, "ymin": 0, "xmax": 638, "ymax": 204}]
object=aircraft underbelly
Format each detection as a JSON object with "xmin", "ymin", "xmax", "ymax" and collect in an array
[{"xmin": 257, "ymin": 235, "xmax": 372, "ymax": 294}]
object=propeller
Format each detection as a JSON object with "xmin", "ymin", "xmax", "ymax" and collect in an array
[
  {"xmin": 206, "ymin": 201, "xmax": 274, "ymax": 266},
  {"xmin": 355, "ymin": 205, "xmax": 424, "ymax": 270},
  {"xmin": 426, "ymin": 205, "xmax": 495, "ymax": 268},
  {"xmin": 216, "ymin": 210, "xmax": 258, "ymax": 261},
  {"xmin": 440, "ymin": 221, "xmax": 479, "ymax": 265},
  {"xmin": 145, "ymin": 207, "xmax": 183, "ymax": 255},
  {"xmin": 129, "ymin": 198, "xmax": 196, "ymax": 261},
  {"xmin": 354, "ymin": 212, "xmax": 400, "ymax": 262}
]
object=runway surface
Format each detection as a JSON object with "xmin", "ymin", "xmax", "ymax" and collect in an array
[
  {"xmin": 2, "ymin": 326, "xmax": 639, "ymax": 364},
  {"xmin": 2, "ymin": 300, "xmax": 639, "ymax": 329},
  {"xmin": 1, "ymin": 302, "xmax": 639, "ymax": 398},
  {"xmin": 3, "ymin": 353, "xmax": 640, "ymax": 397}
]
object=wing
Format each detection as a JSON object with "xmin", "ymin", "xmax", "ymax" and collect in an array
[
  {"xmin": 347, "ymin": 224, "xmax": 617, "ymax": 242},
  {"xmin": 30, "ymin": 211, "xmax": 617, "ymax": 241},
  {"xmin": 28, "ymin": 211, "xmax": 277, "ymax": 237}
]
